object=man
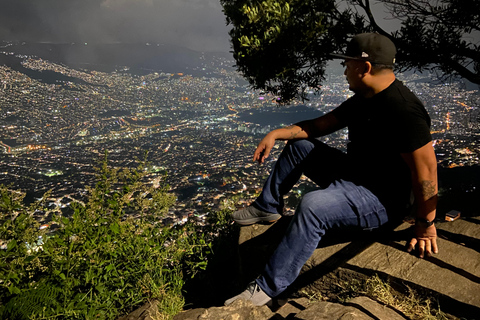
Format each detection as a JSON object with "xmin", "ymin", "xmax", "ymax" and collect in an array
[{"xmin": 225, "ymin": 33, "xmax": 438, "ymax": 307}]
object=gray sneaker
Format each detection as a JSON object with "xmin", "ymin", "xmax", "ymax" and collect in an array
[
  {"xmin": 231, "ymin": 206, "xmax": 281, "ymax": 225},
  {"xmin": 224, "ymin": 281, "xmax": 272, "ymax": 306}
]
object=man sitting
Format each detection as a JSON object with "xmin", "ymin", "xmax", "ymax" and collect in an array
[{"xmin": 225, "ymin": 33, "xmax": 438, "ymax": 307}]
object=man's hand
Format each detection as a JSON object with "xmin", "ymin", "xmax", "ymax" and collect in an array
[
  {"xmin": 401, "ymin": 142, "xmax": 438, "ymax": 259},
  {"xmin": 251, "ymin": 113, "xmax": 343, "ymax": 165},
  {"xmin": 407, "ymin": 224, "xmax": 438, "ymax": 258},
  {"xmin": 253, "ymin": 134, "xmax": 276, "ymax": 164}
]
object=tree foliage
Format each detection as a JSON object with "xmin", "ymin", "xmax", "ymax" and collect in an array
[
  {"xmin": 221, "ymin": 0, "xmax": 480, "ymax": 102},
  {"xmin": 221, "ymin": 0, "xmax": 368, "ymax": 102},
  {"xmin": 376, "ymin": 0, "xmax": 480, "ymax": 84}
]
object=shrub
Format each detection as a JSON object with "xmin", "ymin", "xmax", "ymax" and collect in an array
[{"xmin": 0, "ymin": 154, "xmax": 227, "ymax": 319}]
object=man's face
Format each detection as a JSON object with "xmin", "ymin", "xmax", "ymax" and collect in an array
[{"xmin": 342, "ymin": 59, "xmax": 366, "ymax": 93}]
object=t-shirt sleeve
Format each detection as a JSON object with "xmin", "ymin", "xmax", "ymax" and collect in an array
[{"xmin": 392, "ymin": 101, "xmax": 432, "ymax": 153}]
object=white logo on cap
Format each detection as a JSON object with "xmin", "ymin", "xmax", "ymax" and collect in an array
[{"xmin": 361, "ymin": 52, "xmax": 369, "ymax": 58}]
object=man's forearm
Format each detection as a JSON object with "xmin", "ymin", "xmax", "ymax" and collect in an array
[
  {"xmin": 270, "ymin": 115, "xmax": 334, "ymax": 140},
  {"xmin": 253, "ymin": 115, "xmax": 340, "ymax": 164},
  {"xmin": 269, "ymin": 123, "xmax": 310, "ymax": 141},
  {"xmin": 408, "ymin": 166, "xmax": 439, "ymax": 258},
  {"xmin": 268, "ymin": 112, "xmax": 343, "ymax": 141},
  {"xmin": 414, "ymin": 178, "xmax": 438, "ymax": 221},
  {"xmin": 411, "ymin": 156, "xmax": 438, "ymax": 222},
  {"xmin": 401, "ymin": 142, "xmax": 438, "ymax": 222}
]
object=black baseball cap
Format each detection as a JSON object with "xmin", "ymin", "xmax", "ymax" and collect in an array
[{"xmin": 330, "ymin": 33, "xmax": 396, "ymax": 66}]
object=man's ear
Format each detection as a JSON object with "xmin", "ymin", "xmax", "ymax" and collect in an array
[{"xmin": 363, "ymin": 61, "xmax": 373, "ymax": 75}]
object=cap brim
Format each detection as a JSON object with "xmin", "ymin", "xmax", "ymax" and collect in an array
[
  {"xmin": 329, "ymin": 53, "xmax": 363, "ymax": 60},
  {"xmin": 330, "ymin": 53, "xmax": 352, "ymax": 60}
]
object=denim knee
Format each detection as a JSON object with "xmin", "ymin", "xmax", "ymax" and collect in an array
[
  {"xmin": 294, "ymin": 192, "xmax": 327, "ymax": 232},
  {"xmin": 295, "ymin": 181, "xmax": 389, "ymax": 232},
  {"xmin": 284, "ymin": 139, "xmax": 316, "ymax": 157}
]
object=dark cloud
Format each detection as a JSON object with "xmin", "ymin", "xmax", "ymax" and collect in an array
[{"xmin": 0, "ymin": 0, "xmax": 231, "ymax": 52}]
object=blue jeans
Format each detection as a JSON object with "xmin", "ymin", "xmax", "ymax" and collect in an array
[{"xmin": 253, "ymin": 139, "xmax": 389, "ymax": 297}]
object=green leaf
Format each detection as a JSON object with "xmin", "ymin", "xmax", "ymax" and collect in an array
[
  {"xmin": 8, "ymin": 285, "xmax": 21, "ymax": 295},
  {"xmin": 110, "ymin": 222, "xmax": 120, "ymax": 234},
  {"xmin": 6, "ymin": 239, "xmax": 17, "ymax": 252},
  {"xmin": 96, "ymin": 283, "xmax": 105, "ymax": 294},
  {"xmin": 24, "ymin": 255, "xmax": 36, "ymax": 263}
]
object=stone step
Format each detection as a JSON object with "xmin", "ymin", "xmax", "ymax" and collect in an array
[
  {"xmin": 235, "ymin": 216, "xmax": 480, "ymax": 319},
  {"xmin": 345, "ymin": 219, "xmax": 480, "ymax": 308},
  {"xmin": 169, "ymin": 296, "xmax": 408, "ymax": 320},
  {"xmin": 120, "ymin": 216, "xmax": 480, "ymax": 319}
]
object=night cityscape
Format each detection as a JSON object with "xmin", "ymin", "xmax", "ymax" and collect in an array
[{"xmin": 1, "ymin": 42, "xmax": 479, "ymax": 225}]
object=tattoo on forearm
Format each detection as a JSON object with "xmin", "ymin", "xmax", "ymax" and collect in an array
[
  {"xmin": 421, "ymin": 180, "xmax": 437, "ymax": 199},
  {"xmin": 284, "ymin": 125, "xmax": 302, "ymax": 139},
  {"xmin": 289, "ymin": 130, "xmax": 302, "ymax": 139}
]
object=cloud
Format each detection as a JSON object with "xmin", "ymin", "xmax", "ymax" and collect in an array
[{"xmin": 0, "ymin": 0, "xmax": 230, "ymax": 52}]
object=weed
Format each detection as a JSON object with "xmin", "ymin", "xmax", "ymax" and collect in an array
[
  {"xmin": 0, "ymin": 153, "xmax": 232, "ymax": 319},
  {"xmin": 363, "ymin": 275, "xmax": 451, "ymax": 320},
  {"xmin": 300, "ymin": 289, "xmax": 325, "ymax": 302}
]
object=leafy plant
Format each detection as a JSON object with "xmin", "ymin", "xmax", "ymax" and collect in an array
[{"xmin": 0, "ymin": 153, "xmax": 231, "ymax": 319}]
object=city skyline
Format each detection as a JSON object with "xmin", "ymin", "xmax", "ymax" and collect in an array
[{"xmin": 0, "ymin": 43, "xmax": 479, "ymax": 224}]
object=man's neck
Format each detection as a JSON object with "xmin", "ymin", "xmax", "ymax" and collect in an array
[{"xmin": 361, "ymin": 73, "xmax": 396, "ymax": 98}]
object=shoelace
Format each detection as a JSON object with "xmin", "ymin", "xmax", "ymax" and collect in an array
[{"xmin": 247, "ymin": 282, "xmax": 259, "ymax": 296}]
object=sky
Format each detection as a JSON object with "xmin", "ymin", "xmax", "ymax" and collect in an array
[
  {"xmin": 0, "ymin": 0, "xmax": 232, "ymax": 52},
  {"xmin": 0, "ymin": 0, "xmax": 409, "ymax": 54},
  {"xmin": 2, "ymin": 0, "xmax": 462, "ymax": 54}
]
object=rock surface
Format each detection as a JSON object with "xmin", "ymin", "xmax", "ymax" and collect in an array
[
  {"xmin": 295, "ymin": 217, "xmax": 480, "ymax": 318},
  {"xmin": 173, "ymin": 299, "xmax": 274, "ymax": 320},
  {"xmin": 346, "ymin": 220, "xmax": 480, "ymax": 307},
  {"xmin": 124, "ymin": 296, "xmax": 408, "ymax": 320},
  {"xmin": 122, "ymin": 297, "xmax": 405, "ymax": 320},
  {"xmin": 121, "ymin": 216, "xmax": 480, "ymax": 319},
  {"xmin": 294, "ymin": 296, "xmax": 407, "ymax": 320},
  {"xmin": 118, "ymin": 301, "xmax": 161, "ymax": 320},
  {"xmin": 234, "ymin": 216, "xmax": 480, "ymax": 319}
]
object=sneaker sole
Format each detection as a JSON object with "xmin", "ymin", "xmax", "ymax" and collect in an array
[{"xmin": 234, "ymin": 214, "xmax": 282, "ymax": 226}]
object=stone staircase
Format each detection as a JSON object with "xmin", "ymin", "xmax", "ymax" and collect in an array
[{"xmin": 122, "ymin": 215, "xmax": 480, "ymax": 320}]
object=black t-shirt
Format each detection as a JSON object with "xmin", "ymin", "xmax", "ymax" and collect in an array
[{"xmin": 332, "ymin": 79, "xmax": 432, "ymax": 213}]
